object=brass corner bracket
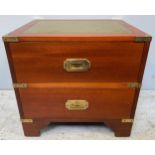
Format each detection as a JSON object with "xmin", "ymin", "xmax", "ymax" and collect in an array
[
  {"xmin": 21, "ymin": 119, "xmax": 33, "ymax": 123},
  {"xmin": 135, "ymin": 35, "xmax": 152, "ymax": 42},
  {"xmin": 121, "ymin": 119, "xmax": 134, "ymax": 123},
  {"xmin": 2, "ymin": 35, "xmax": 19, "ymax": 42}
]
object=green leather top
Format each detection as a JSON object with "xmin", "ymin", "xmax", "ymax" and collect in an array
[{"xmin": 23, "ymin": 20, "xmax": 132, "ymax": 35}]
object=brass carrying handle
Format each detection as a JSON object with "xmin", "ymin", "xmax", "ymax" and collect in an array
[{"xmin": 64, "ymin": 58, "xmax": 91, "ymax": 72}]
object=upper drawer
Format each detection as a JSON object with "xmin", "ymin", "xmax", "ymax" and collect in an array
[{"xmin": 9, "ymin": 42, "xmax": 144, "ymax": 82}]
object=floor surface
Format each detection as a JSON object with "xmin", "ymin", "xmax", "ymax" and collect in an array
[{"xmin": 0, "ymin": 90, "xmax": 155, "ymax": 140}]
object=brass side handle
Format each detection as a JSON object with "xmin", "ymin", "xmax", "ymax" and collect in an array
[
  {"xmin": 64, "ymin": 58, "xmax": 91, "ymax": 72},
  {"xmin": 65, "ymin": 100, "xmax": 89, "ymax": 110}
]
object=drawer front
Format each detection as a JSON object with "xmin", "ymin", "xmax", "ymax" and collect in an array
[
  {"xmin": 10, "ymin": 42, "xmax": 144, "ymax": 82},
  {"xmin": 19, "ymin": 88, "xmax": 135, "ymax": 120}
]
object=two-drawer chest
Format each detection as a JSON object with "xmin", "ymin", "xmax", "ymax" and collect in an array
[{"xmin": 3, "ymin": 20, "xmax": 151, "ymax": 137}]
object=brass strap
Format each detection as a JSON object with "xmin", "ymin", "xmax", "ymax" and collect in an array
[
  {"xmin": 121, "ymin": 119, "xmax": 134, "ymax": 123},
  {"xmin": 135, "ymin": 35, "xmax": 152, "ymax": 42},
  {"xmin": 13, "ymin": 83, "xmax": 28, "ymax": 89},
  {"xmin": 21, "ymin": 119, "xmax": 33, "ymax": 123},
  {"xmin": 13, "ymin": 82, "xmax": 141, "ymax": 89},
  {"xmin": 2, "ymin": 36, "xmax": 19, "ymax": 42}
]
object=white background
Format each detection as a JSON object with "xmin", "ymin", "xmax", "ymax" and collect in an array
[{"xmin": 0, "ymin": 15, "xmax": 155, "ymax": 89}]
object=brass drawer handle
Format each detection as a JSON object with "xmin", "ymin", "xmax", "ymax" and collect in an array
[
  {"xmin": 64, "ymin": 58, "xmax": 91, "ymax": 72},
  {"xmin": 65, "ymin": 100, "xmax": 89, "ymax": 110}
]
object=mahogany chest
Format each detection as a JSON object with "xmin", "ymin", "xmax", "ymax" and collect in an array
[{"xmin": 3, "ymin": 20, "xmax": 151, "ymax": 137}]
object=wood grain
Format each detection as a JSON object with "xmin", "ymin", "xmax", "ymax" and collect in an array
[
  {"xmin": 14, "ymin": 82, "xmax": 139, "ymax": 89},
  {"xmin": 19, "ymin": 88, "xmax": 135, "ymax": 119},
  {"xmin": 3, "ymin": 20, "xmax": 152, "ymax": 137},
  {"xmin": 3, "ymin": 42, "xmax": 24, "ymax": 117},
  {"xmin": 9, "ymin": 42, "xmax": 144, "ymax": 82},
  {"xmin": 130, "ymin": 41, "xmax": 151, "ymax": 118}
]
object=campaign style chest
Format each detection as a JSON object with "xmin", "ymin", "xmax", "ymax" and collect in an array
[{"xmin": 3, "ymin": 20, "xmax": 151, "ymax": 137}]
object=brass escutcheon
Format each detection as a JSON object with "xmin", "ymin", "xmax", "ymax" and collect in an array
[{"xmin": 65, "ymin": 100, "xmax": 89, "ymax": 110}]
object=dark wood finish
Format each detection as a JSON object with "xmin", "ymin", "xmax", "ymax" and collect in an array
[{"xmin": 3, "ymin": 20, "xmax": 152, "ymax": 137}]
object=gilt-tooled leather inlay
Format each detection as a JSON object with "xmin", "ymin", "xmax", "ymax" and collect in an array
[{"xmin": 23, "ymin": 20, "xmax": 132, "ymax": 34}]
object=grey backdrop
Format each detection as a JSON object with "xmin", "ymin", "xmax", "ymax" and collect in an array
[{"xmin": 0, "ymin": 15, "xmax": 155, "ymax": 89}]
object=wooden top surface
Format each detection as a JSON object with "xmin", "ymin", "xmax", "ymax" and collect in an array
[{"xmin": 5, "ymin": 20, "xmax": 151, "ymax": 42}]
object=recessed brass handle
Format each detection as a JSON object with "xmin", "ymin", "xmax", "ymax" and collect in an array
[
  {"xmin": 65, "ymin": 100, "xmax": 89, "ymax": 110},
  {"xmin": 64, "ymin": 58, "xmax": 91, "ymax": 72}
]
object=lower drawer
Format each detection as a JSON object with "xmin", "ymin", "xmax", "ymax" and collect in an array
[{"xmin": 19, "ymin": 88, "xmax": 135, "ymax": 120}]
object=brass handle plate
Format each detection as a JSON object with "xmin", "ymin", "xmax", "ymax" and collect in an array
[
  {"xmin": 65, "ymin": 100, "xmax": 89, "ymax": 110},
  {"xmin": 64, "ymin": 58, "xmax": 91, "ymax": 72}
]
